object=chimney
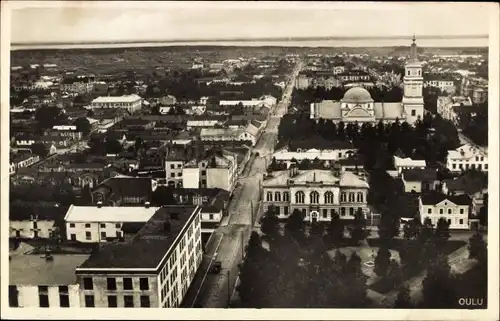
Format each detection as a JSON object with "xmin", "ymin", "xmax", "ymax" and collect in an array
[
  {"xmin": 97, "ymin": 201, "xmax": 102, "ymax": 208},
  {"xmin": 145, "ymin": 201, "xmax": 150, "ymax": 208},
  {"xmin": 163, "ymin": 220, "xmax": 171, "ymax": 232}
]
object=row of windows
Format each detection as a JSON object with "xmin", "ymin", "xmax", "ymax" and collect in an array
[
  {"xmin": 83, "ymin": 277, "xmax": 149, "ymax": 291},
  {"xmin": 426, "ymin": 208, "xmax": 466, "ymax": 215},
  {"xmin": 9, "ymin": 286, "xmax": 70, "ymax": 308},
  {"xmin": 69, "ymin": 223, "xmax": 121, "ymax": 229},
  {"xmin": 289, "ymin": 191, "xmax": 364, "ymax": 204},
  {"xmin": 422, "ymin": 217, "xmax": 465, "ymax": 226},
  {"xmin": 85, "ymin": 294, "xmax": 150, "ymax": 308},
  {"xmin": 74, "ymin": 230, "xmax": 122, "ymax": 241},
  {"xmin": 272, "ymin": 206, "xmax": 364, "ymax": 217},
  {"xmin": 451, "ymin": 163, "xmax": 487, "ymax": 170}
]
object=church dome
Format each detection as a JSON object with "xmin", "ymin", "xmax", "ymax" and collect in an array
[{"xmin": 342, "ymin": 87, "xmax": 374, "ymax": 103}]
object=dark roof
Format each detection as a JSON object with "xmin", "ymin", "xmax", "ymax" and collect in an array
[
  {"xmin": 420, "ymin": 193, "xmax": 472, "ymax": 206},
  {"xmin": 92, "ymin": 177, "xmax": 153, "ymax": 199},
  {"xmin": 10, "ymin": 202, "xmax": 68, "ymax": 221},
  {"xmin": 337, "ymin": 154, "xmax": 364, "ymax": 166},
  {"xmin": 77, "ymin": 205, "xmax": 199, "ymax": 270},
  {"xmin": 402, "ymin": 168, "xmax": 438, "ymax": 182},
  {"xmin": 443, "ymin": 172, "xmax": 487, "ymax": 195}
]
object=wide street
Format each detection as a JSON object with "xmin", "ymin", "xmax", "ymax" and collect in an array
[{"xmin": 192, "ymin": 60, "xmax": 303, "ymax": 308}]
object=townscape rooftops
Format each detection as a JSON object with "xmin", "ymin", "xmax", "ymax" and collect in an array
[
  {"xmin": 443, "ymin": 171, "xmax": 488, "ymax": 195},
  {"xmin": 92, "ymin": 94, "xmax": 142, "ymax": 104},
  {"xmin": 10, "ymin": 254, "xmax": 91, "ymax": 286},
  {"xmin": 448, "ymin": 144, "xmax": 486, "ymax": 159},
  {"xmin": 263, "ymin": 169, "xmax": 368, "ymax": 188},
  {"xmin": 420, "ymin": 193, "xmax": 472, "ymax": 206},
  {"xmin": 393, "ymin": 155, "xmax": 427, "ymax": 167},
  {"xmin": 76, "ymin": 205, "xmax": 199, "ymax": 270},
  {"xmin": 92, "ymin": 176, "xmax": 154, "ymax": 199},
  {"xmin": 402, "ymin": 168, "xmax": 438, "ymax": 182}
]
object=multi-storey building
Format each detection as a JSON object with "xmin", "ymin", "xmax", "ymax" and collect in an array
[
  {"xmin": 262, "ymin": 168, "xmax": 369, "ymax": 222},
  {"xmin": 418, "ymin": 193, "xmax": 471, "ymax": 229},
  {"xmin": 393, "ymin": 155, "xmax": 426, "ymax": 174},
  {"xmin": 74, "ymin": 205, "xmax": 203, "ymax": 308},
  {"xmin": 424, "ymin": 76, "xmax": 457, "ymax": 94},
  {"xmin": 91, "ymin": 94, "xmax": 142, "ymax": 113},
  {"xmin": 446, "ymin": 144, "xmax": 488, "ymax": 172}
]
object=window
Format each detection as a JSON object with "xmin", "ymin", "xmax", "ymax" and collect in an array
[
  {"xmin": 124, "ymin": 295, "xmax": 134, "ymax": 308},
  {"xmin": 83, "ymin": 277, "xmax": 93, "ymax": 290},
  {"xmin": 177, "ymin": 172, "xmax": 182, "ymax": 177},
  {"xmin": 459, "ymin": 164, "xmax": 463, "ymax": 169},
  {"xmin": 69, "ymin": 223, "xmax": 75, "ymax": 228},
  {"xmin": 33, "ymin": 221, "xmax": 38, "ymax": 229},
  {"xmin": 70, "ymin": 234, "xmax": 76, "ymax": 241},
  {"xmin": 283, "ymin": 192, "xmax": 289, "ymax": 202},
  {"xmin": 310, "ymin": 191, "xmax": 319, "ymax": 204},
  {"xmin": 116, "ymin": 231, "xmax": 122, "ymax": 239},
  {"xmin": 140, "ymin": 278, "xmax": 149, "ymax": 290},
  {"xmin": 140, "ymin": 295, "xmax": 150, "ymax": 307},
  {"xmin": 349, "ymin": 207, "xmax": 354, "ymax": 216},
  {"xmin": 107, "ymin": 278, "xmax": 117, "ymax": 290},
  {"xmin": 85, "ymin": 231, "xmax": 91, "ymax": 240},
  {"xmin": 101, "ymin": 231, "xmax": 106, "ymax": 239},
  {"xmin": 322, "ymin": 209, "xmax": 328, "ymax": 218},
  {"xmin": 340, "ymin": 192, "xmax": 347, "ymax": 202},
  {"xmin": 452, "ymin": 164, "xmax": 456, "ymax": 169},
  {"xmin": 108, "ymin": 295, "xmax": 117, "ymax": 308},
  {"xmin": 85, "ymin": 295, "xmax": 95, "ymax": 308},
  {"xmin": 170, "ymin": 164, "xmax": 175, "ymax": 169},
  {"xmin": 448, "ymin": 209, "xmax": 452, "ymax": 214},
  {"xmin": 100, "ymin": 223, "xmax": 106, "ymax": 228},
  {"xmin": 9, "ymin": 285, "xmax": 18, "ymax": 307},
  {"xmin": 411, "ymin": 110, "xmax": 416, "ymax": 116},
  {"xmin": 439, "ymin": 209, "xmax": 444, "ymax": 214},
  {"xmin": 123, "ymin": 278, "xmax": 133, "ymax": 290},
  {"xmin": 357, "ymin": 192, "xmax": 364, "ymax": 203},
  {"xmin": 427, "ymin": 208, "xmax": 432, "ymax": 214},
  {"xmin": 284, "ymin": 207, "xmax": 289, "ymax": 215},
  {"xmin": 39, "ymin": 290, "xmax": 49, "ymax": 307},
  {"xmin": 178, "ymin": 164, "xmax": 182, "ymax": 168},
  {"xmin": 295, "ymin": 191, "xmax": 305, "ymax": 204},
  {"xmin": 348, "ymin": 193, "xmax": 355, "ymax": 202},
  {"xmin": 485, "ymin": 164, "xmax": 488, "ymax": 170},
  {"xmin": 201, "ymin": 170, "xmax": 207, "ymax": 175},
  {"xmin": 116, "ymin": 223, "xmax": 121, "ymax": 228},
  {"xmin": 460, "ymin": 208, "xmax": 464, "ymax": 214},
  {"xmin": 275, "ymin": 192, "xmax": 281, "ymax": 202},
  {"xmin": 407, "ymin": 70, "xmax": 410, "ymax": 76},
  {"xmin": 341, "ymin": 207, "xmax": 346, "ymax": 216},
  {"xmin": 170, "ymin": 173, "xmax": 175, "ymax": 177},
  {"xmin": 324, "ymin": 191, "xmax": 334, "ymax": 204},
  {"xmin": 59, "ymin": 293, "xmax": 70, "ymax": 307},
  {"xmin": 266, "ymin": 192, "xmax": 273, "ymax": 202},
  {"xmin": 85, "ymin": 223, "xmax": 91, "ymax": 228},
  {"xmin": 459, "ymin": 219, "xmax": 464, "ymax": 224}
]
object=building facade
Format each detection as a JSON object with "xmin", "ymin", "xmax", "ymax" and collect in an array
[
  {"xmin": 446, "ymin": 144, "xmax": 488, "ymax": 172},
  {"xmin": 262, "ymin": 168, "xmax": 369, "ymax": 222},
  {"xmin": 418, "ymin": 194, "xmax": 471, "ymax": 229},
  {"xmin": 91, "ymin": 95, "xmax": 142, "ymax": 113},
  {"xmin": 74, "ymin": 206, "xmax": 203, "ymax": 308}
]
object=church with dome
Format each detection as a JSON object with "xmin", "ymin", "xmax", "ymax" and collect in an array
[{"xmin": 310, "ymin": 36, "xmax": 424, "ymax": 125}]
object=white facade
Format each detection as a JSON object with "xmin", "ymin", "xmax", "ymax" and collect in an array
[
  {"xmin": 64, "ymin": 205, "xmax": 160, "ymax": 243},
  {"xmin": 401, "ymin": 36, "xmax": 425, "ymax": 125},
  {"xmin": 419, "ymin": 197, "xmax": 470, "ymax": 230},
  {"xmin": 91, "ymin": 95, "xmax": 142, "ymax": 113},
  {"xmin": 393, "ymin": 156, "xmax": 426, "ymax": 174},
  {"xmin": 10, "ymin": 218, "xmax": 55, "ymax": 239},
  {"xmin": 10, "ymin": 285, "xmax": 81, "ymax": 308},
  {"xmin": 446, "ymin": 144, "xmax": 488, "ymax": 172},
  {"xmin": 273, "ymin": 148, "xmax": 357, "ymax": 168},
  {"xmin": 424, "ymin": 79, "xmax": 456, "ymax": 94},
  {"xmin": 182, "ymin": 167, "xmax": 201, "ymax": 189},
  {"xmin": 61, "ymin": 82, "xmax": 95, "ymax": 94}
]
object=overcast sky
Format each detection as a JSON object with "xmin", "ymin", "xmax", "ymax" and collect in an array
[{"xmin": 10, "ymin": 2, "xmax": 491, "ymax": 44}]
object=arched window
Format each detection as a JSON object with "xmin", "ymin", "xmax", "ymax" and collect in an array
[
  {"xmin": 340, "ymin": 192, "xmax": 347, "ymax": 202},
  {"xmin": 349, "ymin": 207, "xmax": 354, "ymax": 216},
  {"xmin": 266, "ymin": 192, "xmax": 273, "ymax": 202},
  {"xmin": 357, "ymin": 192, "xmax": 364, "ymax": 203},
  {"xmin": 275, "ymin": 192, "xmax": 281, "ymax": 202},
  {"xmin": 324, "ymin": 191, "xmax": 334, "ymax": 204},
  {"xmin": 340, "ymin": 207, "xmax": 346, "ymax": 216},
  {"xmin": 348, "ymin": 192, "xmax": 355, "ymax": 202},
  {"xmin": 310, "ymin": 191, "xmax": 319, "ymax": 204},
  {"xmin": 295, "ymin": 191, "xmax": 305, "ymax": 204},
  {"xmin": 283, "ymin": 192, "xmax": 290, "ymax": 202}
]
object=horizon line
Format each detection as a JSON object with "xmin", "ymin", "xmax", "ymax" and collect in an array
[{"xmin": 12, "ymin": 34, "xmax": 489, "ymax": 46}]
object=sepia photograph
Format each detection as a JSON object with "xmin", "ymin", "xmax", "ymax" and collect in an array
[{"xmin": 1, "ymin": 1, "xmax": 498, "ymax": 320}]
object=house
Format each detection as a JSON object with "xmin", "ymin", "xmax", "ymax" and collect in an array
[
  {"xmin": 393, "ymin": 155, "xmax": 426, "ymax": 174},
  {"xmin": 9, "ymin": 203, "xmax": 67, "ymax": 239},
  {"xmin": 74, "ymin": 206, "xmax": 203, "ymax": 308},
  {"xmin": 446, "ymin": 144, "xmax": 488, "ymax": 172},
  {"xmin": 273, "ymin": 145, "xmax": 357, "ymax": 169},
  {"xmin": 91, "ymin": 94, "xmax": 142, "ymax": 113},
  {"xmin": 401, "ymin": 168, "xmax": 440, "ymax": 193},
  {"xmin": 159, "ymin": 95, "xmax": 177, "ymax": 106},
  {"xmin": 91, "ymin": 177, "xmax": 157, "ymax": 206},
  {"xmin": 9, "ymin": 254, "xmax": 89, "ymax": 307},
  {"xmin": 10, "ymin": 152, "xmax": 40, "ymax": 173},
  {"xmin": 418, "ymin": 193, "xmax": 472, "ymax": 229},
  {"xmin": 262, "ymin": 167, "xmax": 370, "ymax": 222},
  {"xmin": 442, "ymin": 171, "xmax": 488, "ymax": 215}
]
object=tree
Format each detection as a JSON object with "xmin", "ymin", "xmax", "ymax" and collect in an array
[
  {"xmin": 325, "ymin": 212, "xmax": 344, "ymax": 245},
  {"xmin": 477, "ymin": 194, "xmax": 488, "ymax": 227},
  {"xmin": 403, "ymin": 219, "xmax": 421, "ymax": 240},
  {"xmin": 74, "ymin": 117, "xmax": 92, "ymax": 136},
  {"xmin": 394, "ymin": 284, "xmax": 413, "ymax": 308},
  {"xmin": 285, "ymin": 209, "xmax": 306, "ymax": 241},
  {"xmin": 468, "ymin": 230, "xmax": 487, "ymax": 265},
  {"xmin": 345, "ymin": 252, "xmax": 368, "ymax": 307},
  {"xmin": 348, "ymin": 209, "xmax": 369, "ymax": 245},
  {"xmin": 434, "ymin": 217, "xmax": 451, "ymax": 248},
  {"xmin": 35, "ymin": 106, "xmax": 67, "ymax": 130},
  {"xmin": 260, "ymin": 207, "xmax": 280, "ymax": 240},
  {"xmin": 421, "ymin": 254, "xmax": 457, "ymax": 308},
  {"xmin": 386, "ymin": 259, "xmax": 403, "ymax": 289},
  {"xmin": 377, "ymin": 211, "xmax": 400, "ymax": 243},
  {"xmin": 87, "ymin": 109, "xmax": 94, "ymax": 117},
  {"xmin": 418, "ymin": 217, "xmax": 434, "ymax": 244},
  {"xmin": 135, "ymin": 137, "xmax": 144, "ymax": 152},
  {"xmin": 30, "ymin": 142, "xmax": 49, "ymax": 158},
  {"xmin": 105, "ymin": 138, "xmax": 123, "ymax": 155},
  {"xmin": 374, "ymin": 245, "xmax": 392, "ymax": 277}
]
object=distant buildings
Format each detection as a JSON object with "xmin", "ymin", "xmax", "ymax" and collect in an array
[
  {"xmin": 74, "ymin": 205, "xmax": 202, "ymax": 308},
  {"xmin": 60, "ymin": 77, "xmax": 95, "ymax": 94},
  {"xmin": 91, "ymin": 94, "xmax": 142, "ymax": 113},
  {"xmin": 272, "ymin": 145, "xmax": 357, "ymax": 169},
  {"xmin": 424, "ymin": 74, "xmax": 457, "ymax": 94},
  {"xmin": 219, "ymin": 95, "xmax": 277, "ymax": 109},
  {"xmin": 437, "ymin": 96, "xmax": 474, "ymax": 125},
  {"xmin": 418, "ymin": 193, "xmax": 471, "ymax": 229},
  {"xmin": 401, "ymin": 168, "xmax": 440, "ymax": 193},
  {"xmin": 262, "ymin": 168, "xmax": 370, "ymax": 222},
  {"xmin": 446, "ymin": 144, "xmax": 488, "ymax": 172},
  {"xmin": 393, "ymin": 155, "xmax": 426, "ymax": 174}
]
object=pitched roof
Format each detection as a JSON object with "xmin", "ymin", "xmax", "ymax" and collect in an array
[
  {"xmin": 420, "ymin": 193, "xmax": 472, "ymax": 206},
  {"xmin": 443, "ymin": 172, "xmax": 488, "ymax": 194},
  {"xmin": 263, "ymin": 170, "xmax": 369, "ymax": 188},
  {"xmin": 92, "ymin": 177, "xmax": 154, "ymax": 199},
  {"xmin": 64, "ymin": 204, "xmax": 159, "ymax": 223},
  {"xmin": 402, "ymin": 168, "xmax": 438, "ymax": 182}
]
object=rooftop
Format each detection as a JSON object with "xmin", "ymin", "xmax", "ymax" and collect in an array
[
  {"xmin": 263, "ymin": 170, "xmax": 369, "ymax": 188},
  {"xmin": 76, "ymin": 205, "xmax": 199, "ymax": 270},
  {"xmin": 402, "ymin": 168, "xmax": 438, "ymax": 182},
  {"xmin": 64, "ymin": 204, "xmax": 160, "ymax": 223},
  {"xmin": 420, "ymin": 193, "xmax": 472, "ymax": 206},
  {"xmin": 10, "ymin": 254, "xmax": 90, "ymax": 285},
  {"xmin": 92, "ymin": 94, "xmax": 142, "ymax": 104}
]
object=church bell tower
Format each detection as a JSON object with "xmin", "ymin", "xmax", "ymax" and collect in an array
[{"xmin": 402, "ymin": 34, "xmax": 424, "ymax": 125}]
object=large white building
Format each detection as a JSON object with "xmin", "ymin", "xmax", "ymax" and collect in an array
[
  {"xmin": 272, "ymin": 147, "xmax": 357, "ymax": 168},
  {"xmin": 310, "ymin": 36, "xmax": 424, "ymax": 125},
  {"xmin": 393, "ymin": 155, "xmax": 426, "ymax": 174},
  {"xmin": 91, "ymin": 94, "xmax": 142, "ymax": 113},
  {"xmin": 446, "ymin": 144, "xmax": 488, "ymax": 172},
  {"xmin": 64, "ymin": 204, "xmax": 160, "ymax": 243},
  {"xmin": 418, "ymin": 193, "xmax": 471, "ymax": 229},
  {"xmin": 262, "ymin": 168, "xmax": 370, "ymax": 222},
  {"xmin": 75, "ymin": 205, "xmax": 203, "ymax": 308}
]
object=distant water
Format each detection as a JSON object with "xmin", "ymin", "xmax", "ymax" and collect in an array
[{"xmin": 11, "ymin": 36, "xmax": 489, "ymax": 51}]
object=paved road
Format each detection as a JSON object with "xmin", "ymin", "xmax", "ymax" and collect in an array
[{"xmin": 197, "ymin": 61, "xmax": 303, "ymax": 308}]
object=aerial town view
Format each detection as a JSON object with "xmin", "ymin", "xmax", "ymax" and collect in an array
[{"xmin": 4, "ymin": 2, "xmax": 494, "ymax": 315}]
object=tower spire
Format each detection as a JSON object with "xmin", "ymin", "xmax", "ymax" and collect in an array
[
  {"xmin": 412, "ymin": 33, "xmax": 416, "ymax": 43},
  {"xmin": 410, "ymin": 34, "xmax": 418, "ymax": 61}
]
